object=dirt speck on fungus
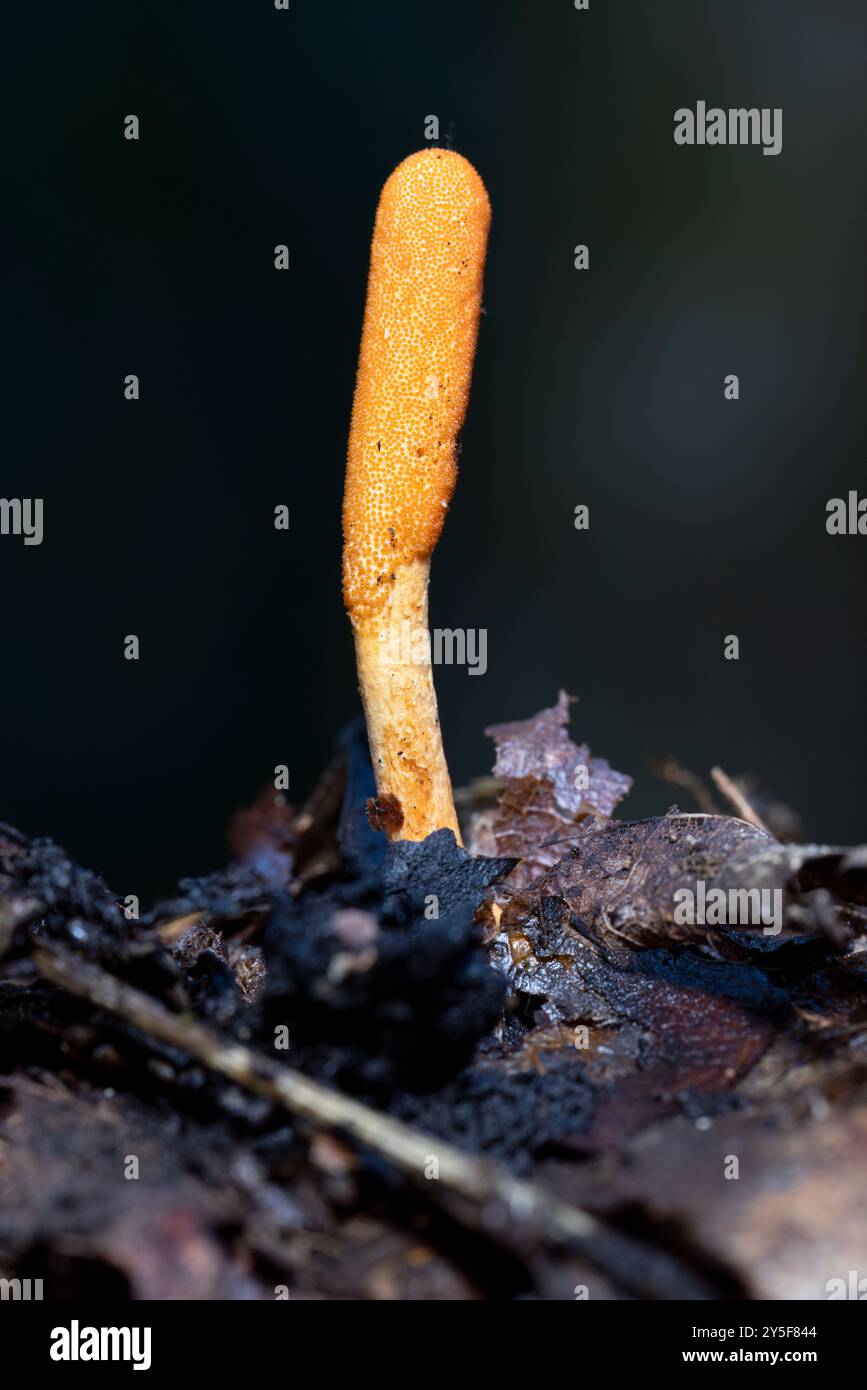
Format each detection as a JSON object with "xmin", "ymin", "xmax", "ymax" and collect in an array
[{"xmin": 366, "ymin": 792, "xmax": 405, "ymax": 836}]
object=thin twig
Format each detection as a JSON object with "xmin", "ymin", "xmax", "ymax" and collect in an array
[
  {"xmin": 650, "ymin": 756, "xmax": 719, "ymax": 815},
  {"xmin": 34, "ymin": 946, "xmax": 715, "ymax": 1299},
  {"xmin": 710, "ymin": 767, "xmax": 770, "ymax": 834}
]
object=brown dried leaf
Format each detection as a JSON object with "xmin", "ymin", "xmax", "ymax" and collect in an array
[
  {"xmin": 227, "ymin": 785, "xmax": 298, "ymax": 883},
  {"xmin": 527, "ymin": 813, "xmax": 865, "ymax": 953},
  {"xmin": 541, "ymin": 1102, "xmax": 867, "ymax": 1299},
  {"xmin": 472, "ymin": 692, "xmax": 632, "ymax": 884},
  {"xmin": 0, "ymin": 1074, "xmax": 259, "ymax": 1300}
]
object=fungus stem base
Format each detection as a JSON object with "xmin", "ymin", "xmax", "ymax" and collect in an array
[{"xmin": 351, "ymin": 558, "xmax": 461, "ymax": 844}]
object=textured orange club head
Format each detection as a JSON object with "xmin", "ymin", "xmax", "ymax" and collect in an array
[{"xmin": 343, "ymin": 149, "xmax": 491, "ymax": 620}]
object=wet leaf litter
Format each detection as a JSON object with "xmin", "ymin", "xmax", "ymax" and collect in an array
[{"xmin": 2, "ymin": 697, "xmax": 867, "ymax": 1299}]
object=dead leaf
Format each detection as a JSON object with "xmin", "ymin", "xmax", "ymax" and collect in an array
[{"xmin": 471, "ymin": 693, "xmax": 632, "ymax": 884}]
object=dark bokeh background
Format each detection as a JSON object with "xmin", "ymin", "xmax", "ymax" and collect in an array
[{"xmin": 3, "ymin": 1, "xmax": 865, "ymax": 896}]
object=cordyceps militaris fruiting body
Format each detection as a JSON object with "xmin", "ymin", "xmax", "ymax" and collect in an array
[{"xmin": 343, "ymin": 149, "xmax": 491, "ymax": 843}]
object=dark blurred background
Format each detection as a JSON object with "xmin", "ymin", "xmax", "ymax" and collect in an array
[{"xmin": 2, "ymin": 1, "xmax": 865, "ymax": 896}]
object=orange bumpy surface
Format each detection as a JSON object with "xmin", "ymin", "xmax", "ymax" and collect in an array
[{"xmin": 343, "ymin": 149, "xmax": 491, "ymax": 618}]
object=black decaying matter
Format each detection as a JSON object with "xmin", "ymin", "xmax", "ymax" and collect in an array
[
  {"xmin": 262, "ymin": 829, "xmax": 514, "ymax": 1096},
  {"xmin": 3, "ymin": 707, "xmax": 867, "ymax": 1299}
]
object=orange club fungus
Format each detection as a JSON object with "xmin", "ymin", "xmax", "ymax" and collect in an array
[{"xmin": 342, "ymin": 149, "xmax": 491, "ymax": 843}]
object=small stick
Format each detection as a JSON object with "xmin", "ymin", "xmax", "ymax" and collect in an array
[
  {"xmin": 34, "ymin": 946, "xmax": 714, "ymax": 1299},
  {"xmin": 650, "ymin": 755, "xmax": 719, "ymax": 815},
  {"xmin": 710, "ymin": 766, "xmax": 770, "ymax": 834}
]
